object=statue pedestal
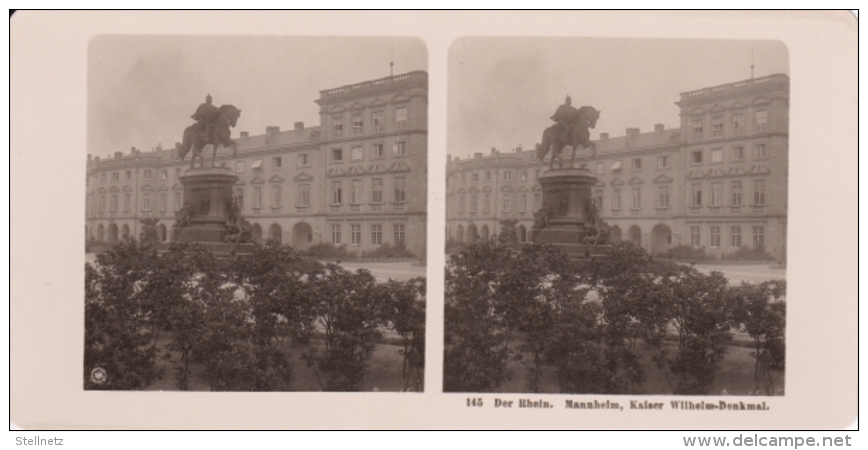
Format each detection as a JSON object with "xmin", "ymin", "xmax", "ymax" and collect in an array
[
  {"xmin": 168, "ymin": 166, "xmax": 255, "ymax": 256},
  {"xmin": 535, "ymin": 167, "xmax": 611, "ymax": 258}
]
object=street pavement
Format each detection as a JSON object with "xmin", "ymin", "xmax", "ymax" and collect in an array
[
  {"xmin": 693, "ymin": 264, "xmax": 786, "ymax": 285},
  {"xmin": 86, "ymin": 253, "xmax": 781, "ymax": 285},
  {"xmin": 86, "ymin": 253, "xmax": 426, "ymax": 283},
  {"xmin": 332, "ymin": 261, "xmax": 427, "ymax": 282}
]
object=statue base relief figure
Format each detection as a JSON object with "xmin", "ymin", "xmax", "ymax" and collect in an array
[
  {"xmin": 162, "ymin": 166, "xmax": 256, "ymax": 257},
  {"xmin": 532, "ymin": 163, "xmax": 612, "ymax": 259}
]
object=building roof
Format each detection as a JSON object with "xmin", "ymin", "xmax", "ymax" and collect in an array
[
  {"xmin": 234, "ymin": 126, "xmax": 321, "ymax": 151},
  {"xmin": 594, "ymin": 128, "xmax": 681, "ymax": 154},
  {"xmin": 448, "ymin": 127, "xmax": 682, "ymax": 168}
]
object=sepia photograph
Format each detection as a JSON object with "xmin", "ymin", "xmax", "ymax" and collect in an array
[
  {"xmin": 10, "ymin": 11, "xmax": 857, "ymax": 432},
  {"xmin": 84, "ymin": 35, "xmax": 428, "ymax": 392},
  {"xmin": 445, "ymin": 37, "xmax": 790, "ymax": 396}
]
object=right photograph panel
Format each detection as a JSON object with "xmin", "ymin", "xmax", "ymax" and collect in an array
[{"xmin": 444, "ymin": 37, "xmax": 789, "ymax": 397}]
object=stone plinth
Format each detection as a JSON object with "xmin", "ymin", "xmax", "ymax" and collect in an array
[
  {"xmin": 163, "ymin": 166, "xmax": 256, "ymax": 256},
  {"xmin": 535, "ymin": 167, "xmax": 611, "ymax": 258}
]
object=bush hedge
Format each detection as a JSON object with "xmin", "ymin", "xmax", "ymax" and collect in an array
[{"xmin": 85, "ymin": 238, "xmax": 425, "ymax": 391}]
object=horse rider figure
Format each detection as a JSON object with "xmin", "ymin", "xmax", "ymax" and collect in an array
[
  {"xmin": 191, "ymin": 93, "xmax": 220, "ymax": 143},
  {"xmin": 551, "ymin": 95, "xmax": 580, "ymax": 144}
]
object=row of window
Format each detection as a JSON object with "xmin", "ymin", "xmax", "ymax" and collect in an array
[
  {"xmin": 235, "ymin": 154, "xmax": 311, "ymax": 173},
  {"xmin": 449, "ymin": 143, "xmax": 768, "ymax": 184},
  {"xmin": 332, "ymin": 107, "xmax": 408, "ymax": 137},
  {"xmin": 329, "ymin": 222, "xmax": 405, "ymax": 246},
  {"xmin": 330, "ymin": 177, "xmax": 406, "ymax": 206},
  {"xmin": 331, "ymin": 141, "xmax": 407, "ymax": 163},
  {"xmin": 94, "ymin": 143, "xmax": 406, "ymax": 182},
  {"xmin": 690, "ymin": 144, "xmax": 767, "ymax": 165},
  {"xmin": 455, "ymin": 168, "xmax": 535, "ymax": 186},
  {"xmin": 92, "ymin": 176, "xmax": 411, "ymax": 215},
  {"xmin": 92, "ymin": 192, "xmax": 175, "ymax": 214},
  {"xmin": 456, "ymin": 192, "xmax": 541, "ymax": 215},
  {"xmin": 691, "ymin": 110, "xmax": 768, "ymax": 141},
  {"xmin": 688, "ymin": 225, "xmax": 765, "ymax": 249},
  {"xmin": 593, "ymin": 179, "xmax": 767, "ymax": 211},
  {"xmin": 98, "ymin": 168, "xmax": 182, "ymax": 183},
  {"xmin": 450, "ymin": 179, "xmax": 768, "ymax": 216}
]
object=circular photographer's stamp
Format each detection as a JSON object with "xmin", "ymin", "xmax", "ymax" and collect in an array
[{"xmin": 90, "ymin": 367, "xmax": 107, "ymax": 385}]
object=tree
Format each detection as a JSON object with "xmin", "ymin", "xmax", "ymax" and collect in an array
[
  {"xmin": 139, "ymin": 218, "xmax": 161, "ymax": 247},
  {"xmin": 302, "ymin": 264, "xmax": 386, "ymax": 391},
  {"xmin": 220, "ymin": 240, "xmax": 321, "ymax": 391},
  {"xmin": 382, "ymin": 278, "xmax": 426, "ymax": 391},
  {"xmin": 84, "ymin": 239, "xmax": 164, "ymax": 389},
  {"xmin": 443, "ymin": 242, "xmax": 514, "ymax": 392},
  {"xmin": 656, "ymin": 267, "xmax": 736, "ymax": 395},
  {"xmin": 157, "ymin": 242, "xmax": 225, "ymax": 390},
  {"xmin": 730, "ymin": 280, "xmax": 786, "ymax": 394},
  {"xmin": 500, "ymin": 243, "xmax": 582, "ymax": 392},
  {"xmin": 497, "ymin": 219, "xmax": 519, "ymax": 248}
]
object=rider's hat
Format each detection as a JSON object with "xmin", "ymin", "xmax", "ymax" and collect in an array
[
  {"xmin": 565, "ymin": 95, "xmax": 572, "ymax": 104},
  {"xmin": 206, "ymin": 93, "xmax": 212, "ymax": 103}
]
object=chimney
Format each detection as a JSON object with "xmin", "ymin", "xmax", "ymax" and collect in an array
[
  {"xmin": 490, "ymin": 147, "xmax": 496, "ymax": 155},
  {"xmin": 294, "ymin": 121, "xmax": 304, "ymax": 130},
  {"xmin": 115, "ymin": 151, "xmax": 123, "ymax": 158},
  {"xmin": 447, "ymin": 155, "xmax": 453, "ymax": 162},
  {"xmin": 627, "ymin": 128, "xmax": 640, "ymax": 136},
  {"xmin": 175, "ymin": 142, "xmax": 181, "ymax": 149},
  {"xmin": 516, "ymin": 144, "xmax": 522, "ymax": 152},
  {"xmin": 455, "ymin": 156, "xmax": 460, "ymax": 161},
  {"xmin": 266, "ymin": 125, "xmax": 280, "ymax": 135},
  {"xmin": 87, "ymin": 154, "xmax": 92, "ymax": 162},
  {"xmin": 654, "ymin": 123, "xmax": 664, "ymax": 132},
  {"xmin": 240, "ymin": 131, "xmax": 249, "ymax": 138},
  {"xmin": 94, "ymin": 156, "xmax": 100, "ymax": 161},
  {"xmin": 474, "ymin": 152, "xmax": 483, "ymax": 159},
  {"xmin": 600, "ymin": 133, "xmax": 609, "ymax": 140},
  {"xmin": 156, "ymin": 143, "xmax": 162, "ymax": 151}
]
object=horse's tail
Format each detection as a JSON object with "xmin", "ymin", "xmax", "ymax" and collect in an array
[
  {"xmin": 177, "ymin": 126, "xmax": 194, "ymax": 160},
  {"xmin": 536, "ymin": 129, "xmax": 551, "ymax": 161}
]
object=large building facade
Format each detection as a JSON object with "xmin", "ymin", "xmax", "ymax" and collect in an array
[
  {"xmin": 86, "ymin": 71, "xmax": 428, "ymax": 256},
  {"xmin": 446, "ymin": 74, "xmax": 789, "ymax": 261}
]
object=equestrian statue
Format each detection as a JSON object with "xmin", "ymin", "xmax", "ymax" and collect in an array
[
  {"xmin": 536, "ymin": 96, "xmax": 601, "ymax": 170},
  {"xmin": 177, "ymin": 94, "xmax": 242, "ymax": 169}
]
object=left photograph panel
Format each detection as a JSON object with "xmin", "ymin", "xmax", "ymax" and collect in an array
[{"xmin": 84, "ymin": 35, "xmax": 428, "ymax": 392}]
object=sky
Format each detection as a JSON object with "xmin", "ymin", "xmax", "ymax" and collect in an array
[
  {"xmin": 448, "ymin": 37, "xmax": 788, "ymax": 158},
  {"xmin": 87, "ymin": 36, "xmax": 427, "ymax": 158}
]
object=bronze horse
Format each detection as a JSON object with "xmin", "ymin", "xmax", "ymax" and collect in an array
[
  {"xmin": 536, "ymin": 106, "xmax": 601, "ymax": 170},
  {"xmin": 177, "ymin": 104, "xmax": 242, "ymax": 169}
]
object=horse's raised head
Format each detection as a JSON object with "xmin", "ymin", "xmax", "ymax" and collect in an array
[
  {"xmin": 220, "ymin": 104, "xmax": 242, "ymax": 127},
  {"xmin": 580, "ymin": 106, "xmax": 601, "ymax": 129}
]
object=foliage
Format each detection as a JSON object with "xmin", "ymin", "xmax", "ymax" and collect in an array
[
  {"xmin": 445, "ymin": 237, "xmax": 464, "ymax": 254},
  {"xmin": 85, "ymin": 237, "xmax": 427, "ymax": 392},
  {"xmin": 659, "ymin": 267, "xmax": 736, "ymax": 394},
  {"xmin": 660, "ymin": 244, "xmax": 712, "ymax": 261},
  {"xmin": 730, "ymin": 280, "xmax": 786, "ymax": 394},
  {"xmin": 84, "ymin": 239, "xmax": 164, "ymax": 389},
  {"xmin": 444, "ymin": 240, "xmax": 786, "ymax": 395},
  {"xmin": 139, "ymin": 218, "xmax": 161, "ymax": 247},
  {"xmin": 444, "ymin": 242, "xmax": 627, "ymax": 394},
  {"xmin": 363, "ymin": 241, "xmax": 417, "ymax": 258},
  {"xmin": 497, "ymin": 219, "xmax": 520, "ymax": 248},
  {"xmin": 218, "ymin": 240, "xmax": 322, "ymax": 391},
  {"xmin": 302, "ymin": 264, "xmax": 386, "ymax": 391},
  {"xmin": 381, "ymin": 278, "xmax": 426, "ymax": 391},
  {"xmin": 443, "ymin": 242, "xmax": 514, "ymax": 392},
  {"xmin": 722, "ymin": 245, "xmax": 776, "ymax": 261}
]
